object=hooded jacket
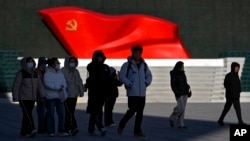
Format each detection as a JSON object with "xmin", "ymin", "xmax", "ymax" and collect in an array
[
  {"xmin": 43, "ymin": 65, "xmax": 67, "ymax": 100},
  {"xmin": 12, "ymin": 57, "xmax": 45, "ymax": 100},
  {"xmin": 170, "ymin": 61, "xmax": 190, "ymax": 97},
  {"xmin": 224, "ymin": 62, "xmax": 241, "ymax": 99},
  {"xmin": 61, "ymin": 56, "xmax": 84, "ymax": 98},
  {"xmin": 86, "ymin": 50, "xmax": 111, "ymax": 98},
  {"xmin": 86, "ymin": 50, "xmax": 112, "ymax": 114},
  {"xmin": 119, "ymin": 56, "xmax": 152, "ymax": 97}
]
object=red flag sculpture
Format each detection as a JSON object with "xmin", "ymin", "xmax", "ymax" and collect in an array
[{"xmin": 39, "ymin": 6, "xmax": 190, "ymax": 58}]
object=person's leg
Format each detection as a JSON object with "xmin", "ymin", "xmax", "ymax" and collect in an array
[
  {"xmin": 46, "ymin": 99, "xmax": 55, "ymax": 134},
  {"xmin": 169, "ymin": 96, "xmax": 183, "ymax": 124},
  {"xmin": 177, "ymin": 95, "xmax": 188, "ymax": 128},
  {"xmin": 64, "ymin": 99, "xmax": 71, "ymax": 133},
  {"xmin": 104, "ymin": 97, "xmax": 116, "ymax": 126},
  {"xmin": 19, "ymin": 100, "xmax": 31, "ymax": 136},
  {"xmin": 88, "ymin": 114, "xmax": 96, "ymax": 134},
  {"xmin": 37, "ymin": 100, "xmax": 46, "ymax": 133},
  {"xmin": 119, "ymin": 97, "xmax": 136, "ymax": 129},
  {"xmin": 96, "ymin": 113, "xmax": 107, "ymax": 136},
  {"xmin": 218, "ymin": 99, "xmax": 233, "ymax": 125},
  {"xmin": 134, "ymin": 97, "xmax": 145, "ymax": 134},
  {"xmin": 55, "ymin": 99, "xmax": 66, "ymax": 133},
  {"xmin": 65, "ymin": 98, "xmax": 78, "ymax": 131},
  {"xmin": 233, "ymin": 99, "xmax": 244, "ymax": 124}
]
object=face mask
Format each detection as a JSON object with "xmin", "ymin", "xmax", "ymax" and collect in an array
[
  {"xmin": 69, "ymin": 63, "xmax": 75, "ymax": 68},
  {"xmin": 27, "ymin": 62, "xmax": 34, "ymax": 69},
  {"xmin": 55, "ymin": 64, "xmax": 60, "ymax": 70}
]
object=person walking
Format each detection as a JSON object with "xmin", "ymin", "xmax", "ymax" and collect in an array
[
  {"xmin": 169, "ymin": 61, "xmax": 191, "ymax": 129},
  {"xmin": 61, "ymin": 56, "xmax": 84, "ymax": 136},
  {"xmin": 43, "ymin": 58, "xmax": 69, "ymax": 137},
  {"xmin": 104, "ymin": 67, "xmax": 123, "ymax": 127},
  {"xmin": 35, "ymin": 57, "xmax": 47, "ymax": 134},
  {"xmin": 86, "ymin": 50, "xmax": 111, "ymax": 136},
  {"xmin": 12, "ymin": 56, "xmax": 45, "ymax": 137},
  {"xmin": 218, "ymin": 62, "xmax": 246, "ymax": 126},
  {"xmin": 117, "ymin": 45, "xmax": 152, "ymax": 137}
]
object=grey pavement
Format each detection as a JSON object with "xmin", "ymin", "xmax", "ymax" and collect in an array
[{"xmin": 0, "ymin": 99, "xmax": 249, "ymax": 141}]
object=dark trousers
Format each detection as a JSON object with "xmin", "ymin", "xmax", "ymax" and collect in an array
[
  {"xmin": 119, "ymin": 96, "xmax": 145, "ymax": 133},
  {"xmin": 19, "ymin": 100, "xmax": 36, "ymax": 136},
  {"xmin": 64, "ymin": 98, "xmax": 78, "ymax": 132},
  {"xmin": 219, "ymin": 98, "xmax": 244, "ymax": 123},
  {"xmin": 36, "ymin": 100, "xmax": 46, "ymax": 133},
  {"xmin": 104, "ymin": 96, "xmax": 117, "ymax": 126},
  {"xmin": 88, "ymin": 113, "xmax": 104, "ymax": 133}
]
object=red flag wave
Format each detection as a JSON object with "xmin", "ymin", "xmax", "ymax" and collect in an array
[{"xmin": 39, "ymin": 6, "xmax": 190, "ymax": 58}]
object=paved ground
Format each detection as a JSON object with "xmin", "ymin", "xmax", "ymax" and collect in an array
[{"xmin": 0, "ymin": 99, "xmax": 249, "ymax": 141}]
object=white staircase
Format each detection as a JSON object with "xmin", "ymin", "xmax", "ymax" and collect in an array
[{"xmin": 75, "ymin": 58, "xmax": 250, "ymax": 103}]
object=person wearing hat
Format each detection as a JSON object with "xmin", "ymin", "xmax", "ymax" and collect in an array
[{"xmin": 35, "ymin": 57, "xmax": 47, "ymax": 134}]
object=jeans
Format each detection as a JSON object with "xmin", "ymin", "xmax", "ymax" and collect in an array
[
  {"xmin": 36, "ymin": 100, "xmax": 46, "ymax": 132},
  {"xmin": 46, "ymin": 99, "xmax": 65, "ymax": 134}
]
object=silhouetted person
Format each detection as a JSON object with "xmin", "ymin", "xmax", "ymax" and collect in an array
[
  {"xmin": 117, "ymin": 45, "xmax": 152, "ymax": 137},
  {"xmin": 35, "ymin": 57, "xmax": 47, "ymax": 134},
  {"xmin": 218, "ymin": 62, "xmax": 246, "ymax": 126},
  {"xmin": 86, "ymin": 50, "xmax": 111, "ymax": 136},
  {"xmin": 169, "ymin": 61, "xmax": 191, "ymax": 129},
  {"xmin": 104, "ymin": 67, "xmax": 122, "ymax": 127}
]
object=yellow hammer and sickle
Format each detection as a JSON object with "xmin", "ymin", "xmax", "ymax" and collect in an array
[{"xmin": 66, "ymin": 19, "xmax": 77, "ymax": 31}]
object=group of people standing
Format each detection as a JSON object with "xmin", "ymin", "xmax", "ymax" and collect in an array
[
  {"xmin": 12, "ymin": 45, "xmax": 246, "ymax": 138},
  {"xmin": 12, "ymin": 56, "xmax": 84, "ymax": 137}
]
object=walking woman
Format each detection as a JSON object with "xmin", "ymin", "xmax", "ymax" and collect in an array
[
  {"xmin": 169, "ymin": 61, "xmax": 191, "ymax": 129},
  {"xmin": 61, "ymin": 56, "xmax": 84, "ymax": 136},
  {"xmin": 12, "ymin": 56, "xmax": 45, "ymax": 137}
]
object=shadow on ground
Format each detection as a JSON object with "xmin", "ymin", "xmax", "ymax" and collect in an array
[{"xmin": 1, "ymin": 101, "xmax": 249, "ymax": 141}]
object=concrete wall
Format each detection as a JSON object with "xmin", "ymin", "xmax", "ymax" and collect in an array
[{"xmin": 0, "ymin": 0, "xmax": 250, "ymax": 58}]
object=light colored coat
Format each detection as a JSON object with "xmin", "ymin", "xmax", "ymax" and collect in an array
[
  {"xmin": 61, "ymin": 56, "xmax": 84, "ymax": 98},
  {"xmin": 119, "ymin": 57, "xmax": 152, "ymax": 97},
  {"xmin": 12, "ymin": 57, "xmax": 45, "ymax": 100},
  {"xmin": 43, "ymin": 67, "xmax": 67, "ymax": 99}
]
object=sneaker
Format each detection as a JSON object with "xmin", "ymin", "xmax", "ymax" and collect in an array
[
  {"xmin": 134, "ymin": 132, "xmax": 146, "ymax": 137},
  {"xmin": 57, "ymin": 132, "xmax": 69, "ymax": 137},
  {"xmin": 217, "ymin": 120, "xmax": 224, "ymax": 126},
  {"xmin": 117, "ymin": 126, "xmax": 123, "ymax": 135},
  {"xmin": 99, "ymin": 128, "xmax": 107, "ymax": 136},
  {"xmin": 29, "ymin": 130, "xmax": 37, "ymax": 137},
  {"xmin": 71, "ymin": 128, "xmax": 79, "ymax": 136},
  {"xmin": 48, "ymin": 133, "xmax": 55, "ymax": 137}
]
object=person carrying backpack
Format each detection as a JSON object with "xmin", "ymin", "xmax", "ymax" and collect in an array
[{"xmin": 117, "ymin": 45, "xmax": 152, "ymax": 137}]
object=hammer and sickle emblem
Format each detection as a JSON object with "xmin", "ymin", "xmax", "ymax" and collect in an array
[{"xmin": 66, "ymin": 19, "xmax": 77, "ymax": 31}]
